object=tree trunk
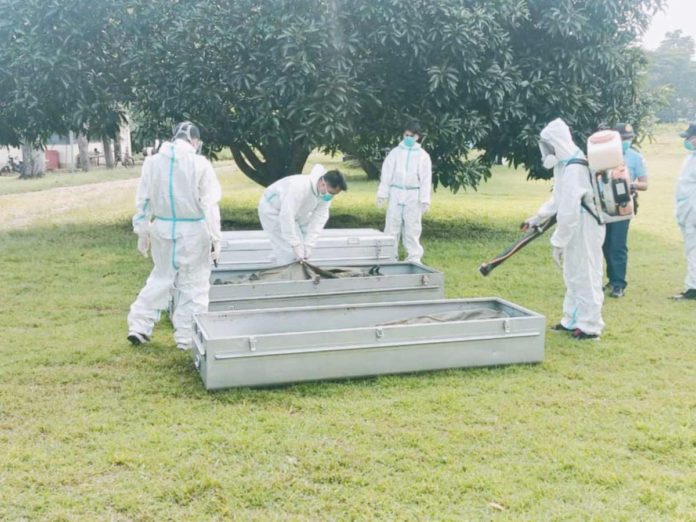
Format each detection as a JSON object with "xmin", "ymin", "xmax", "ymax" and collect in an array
[
  {"xmin": 102, "ymin": 137, "xmax": 115, "ymax": 169},
  {"xmin": 77, "ymin": 134, "xmax": 90, "ymax": 172},
  {"xmin": 230, "ymin": 139, "xmax": 311, "ymax": 187},
  {"xmin": 19, "ymin": 143, "xmax": 45, "ymax": 179},
  {"xmin": 359, "ymin": 158, "xmax": 381, "ymax": 181},
  {"xmin": 113, "ymin": 138, "xmax": 122, "ymax": 165},
  {"xmin": 338, "ymin": 139, "xmax": 383, "ymax": 181}
]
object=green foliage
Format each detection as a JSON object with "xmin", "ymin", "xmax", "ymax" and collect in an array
[
  {"xmin": 124, "ymin": 0, "xmax": 364, "ymax": 186},
  {"xmin": 0, "ymin": 0, "xmax": 128, "ymax": 146},
  {"xmin": 646, "ymin": 30, "xmax": 696, "ymax": 122},
  {"xmin": 125, "ymin": 0, "xmax": 664, "ymax": 185},
  {"xmin": 338, "ymin": 0, "xmax": 667, "ymax": 183},
  {"xmin": 477, "ymin": 0, "xmax": 664, "ymax": 179},
  {"xmin": 0, "ymin": 0, "xmax": 665, "ymax": 186}
]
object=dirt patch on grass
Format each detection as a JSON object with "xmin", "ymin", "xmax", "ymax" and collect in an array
[{"xmin": 0, "ymin": 178, "xmax": 139, "ymax": 232}]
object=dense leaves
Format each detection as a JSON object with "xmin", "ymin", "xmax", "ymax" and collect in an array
[
  {"xmin": 0, "ymin": 0, "xmax": 129, "ymax": 175},
  {"xmin": 0, "ymin": 0, "xmax": 664, "ymax": 186}
]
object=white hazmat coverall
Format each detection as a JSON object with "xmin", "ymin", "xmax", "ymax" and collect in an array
[
  {"xmin": 532, "ymin": 118, "xmax": 605, "ymax": 335},
  {"xmin": 675, "ymin": 152, "xmax": 696, "ymax": 291},
  {"xmin": 377, "ymin": 142, "xmax": 432, "ymax": 263},
  {"xmin": 258, "ymin": 164, "xmax": 332, "ymax": 265},
  {"xmin": 127, "ymin": 139, "xmax": 222, "ymax": 346}
]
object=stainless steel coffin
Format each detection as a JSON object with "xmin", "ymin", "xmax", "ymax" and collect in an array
[
  {"xmin": 192, "ymin": 298, "xmax": 545, "ymax": 389},
  {"xmin": 216, "ymin": 228, "xmax": 397, "ymax": 270},
  {"xmin": 205, "ymin": 262, "xmax": 444, "ymax": 312}
]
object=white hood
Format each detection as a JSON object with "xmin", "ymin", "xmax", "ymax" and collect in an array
[
  {"xmin": 309, "ymin": 163, "xmax": 326, "ymax": 184},
  {"xmin": 159, "ymin": 138, "xmax": 196, "ymax": 159},
  {"xmin": 540, "ymin": 118, "xmax": 583, "ymax": 162}
]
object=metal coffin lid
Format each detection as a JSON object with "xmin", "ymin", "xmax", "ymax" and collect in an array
[
  {"xmin": 216, "ymin": 228, "xmax": 398, "ymax": 269},
  {"xmin": 192, "ymin": 298, "xmax": 546, "ymax": 389},
  {"xmin": 220, "ymin": 228, "xmax": 396, "ymax": 252}
]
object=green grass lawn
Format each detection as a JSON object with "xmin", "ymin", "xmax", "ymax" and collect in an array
[{"xmin": 1, "ymin": 128, "xmax": 694, "ymax": 520}]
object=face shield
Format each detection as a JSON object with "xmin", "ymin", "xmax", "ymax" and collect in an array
[
  {"xmin": 173, "ymin": 121, "xmax": 203, "ymax": 153},
  {"xmin": 539, "ymin": 138, "xmax": 558, "ymax": 169}
]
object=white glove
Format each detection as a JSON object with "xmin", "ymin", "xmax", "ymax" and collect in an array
[
  {"xmin": 211, "ymin": 240, "xmax": 221, "ymax": 263},
  {"xmin": 137, "ymin": 233, "xmax": 150, "ymax": 258},
  {"xmin": 420, "ymin": 203, "xmax": 430, "ymax": 214},
  {"xmin": 304, "ymin": 245, "xmax": 312, "ymax": 259},
  {"xmin": 376, "ymin": 197, "xmax": 387, "ymax": 208},
  {"xmin": 521, "ymin": 215, "xmax": 542, "ymax": 231},
  {"xmin": 552, "ymin": 246, "xmax": 564, "ymax": 268},
  {"xmin": 293, "ymin": 244, "xmax": 306, "ymax": 260}
]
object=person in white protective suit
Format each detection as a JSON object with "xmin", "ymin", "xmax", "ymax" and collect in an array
[
  {"xmin": 377, "ymin": 121, "xmax": 432, "ymax": 263},
  {"xmin": 127, "ymin": 122, "xmax": 222, "ymax": 350},
  {"xmin": 673, "ymin": 123, "xmax": 696, "ymax": 300},
  {"xmin": 522, "ymin": 118, "xmax": 606, "ymax": 339},
  {"xmin": 258, "ymin": 166, "xmax": 347, "ymax": 265}
]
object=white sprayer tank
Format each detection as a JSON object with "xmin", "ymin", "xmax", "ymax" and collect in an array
[{"xmin": 587, "ymin": 130, "xmax": 623, "ymax": 171}]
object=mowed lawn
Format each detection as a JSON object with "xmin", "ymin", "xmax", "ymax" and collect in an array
[{"xmin": 0, "ymin": 128, "xmax": 694, "ymax": 521}]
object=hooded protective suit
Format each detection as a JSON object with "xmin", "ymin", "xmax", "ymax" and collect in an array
[
  {"xmin": 675, "ymin": 151, "xmax": 696, "ymax": 291},
  {"xmin": 377, "ymin": 142, "xmax": 432, "ymax": 263},
  {"xmin": 127, "ymin": 139, "xmax": 222, "ymax": 347},
  {"xmin": 258, "ymin": 164, "xmax": 332, "ymax": 265},
  {"xmin": 532, "ymin": 118, "xmax": 605, "ymax": 335}
]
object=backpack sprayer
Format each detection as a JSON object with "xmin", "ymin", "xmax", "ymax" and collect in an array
[
  {"xmin": 584, "ymin": 130, "xmax": 635, "ymax": 223},
  {"xmin": 479, "ymin": 130, "xmax": 632, "ymax": 276}
]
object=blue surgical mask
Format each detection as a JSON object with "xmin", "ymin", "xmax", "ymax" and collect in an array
[
  {"xmin": 684, "ymin": 139, "xmax": 696, "ymax": 152},
  {"xmin": 403, "ymin": 136, "xmax": 416, "ymax": 148},
  {"xmin": 320, "ymin": 193, "xmax": 333, "ymax": 202},
  {"xmin": 622, "ymin": 140, "xmax": 631, "ymax": 153}
]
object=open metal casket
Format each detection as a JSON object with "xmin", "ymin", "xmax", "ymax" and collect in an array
[
  {"xmin": 192, "ymin": 298, "xmax": 545, "ymax": 389},
  {"xmin": 203, "ymin": 262, "xmax": 445, "ymax": 312},
  {"xmin": 217, "ymin": 228, "xmax": 397, "ymax": 270},
  {"xmin": 170, "ymin": 262, "xmax": 444, "ymax": 314}
]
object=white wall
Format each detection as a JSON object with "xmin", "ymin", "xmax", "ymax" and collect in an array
[
  {"xmin": 0, "ymin": 146, "xmax": 22, "ymax": 166},
  {"xmin": 1, "ymin": 126, "xmax": 132, "ymax": 169}
]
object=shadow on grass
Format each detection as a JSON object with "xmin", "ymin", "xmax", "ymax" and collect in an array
[
  {"xmin": 219, "ymin": 203, "xmax": 516, "ymax": 243},
  {"xmin": 198, "ymin": 362, "xmax": 544, "ymax": 405}
]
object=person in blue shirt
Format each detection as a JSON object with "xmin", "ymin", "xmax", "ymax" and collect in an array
[{"xmin": 602, "ymin": 123, "xmax": 648, "ymax": 298}]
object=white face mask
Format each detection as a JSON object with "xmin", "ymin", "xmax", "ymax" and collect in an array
[{"xmin": 543, "ymin": 154, "xmax": 558, "ymax": 169}]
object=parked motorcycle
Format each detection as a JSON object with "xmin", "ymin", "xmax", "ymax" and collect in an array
[{"xmin": 0, "ymin": 155, "xmax": 23, "ymax": 176}]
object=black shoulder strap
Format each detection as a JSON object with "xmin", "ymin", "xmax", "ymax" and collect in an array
[
  {"xmin": 581, "ymin": 199, "xmax": 602, "ymax": 225},
  {"xmin": 565, "ymin": 158, "xmax": 589, "ymax": 167},
  {"xmin": 565, "ymin": 158, "xmax": 603, "ymax": 225}
]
